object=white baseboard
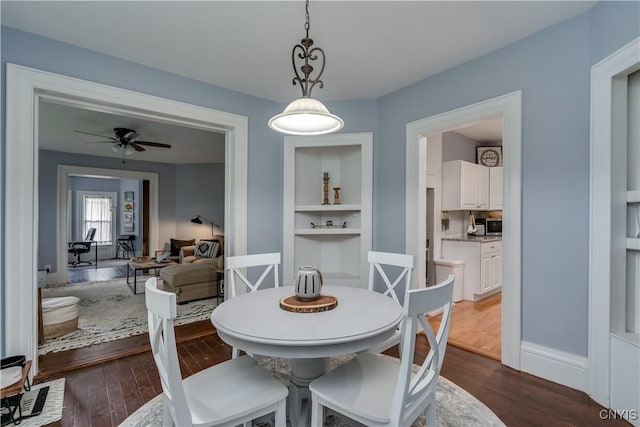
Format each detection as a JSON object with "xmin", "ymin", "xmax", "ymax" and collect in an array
[{"xmin": 521, "ymin": 341, "xmax": 588, "ymax": 392}]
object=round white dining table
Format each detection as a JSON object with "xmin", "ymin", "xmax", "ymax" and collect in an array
[{"xmin": 211, "ymin": 285, "xmax": 403, "ymax": 427}]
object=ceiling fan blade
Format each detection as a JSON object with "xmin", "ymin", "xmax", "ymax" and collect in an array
[
  {"xmin": 84, "ymin": 140, "xmax": 115, "ymax": 144},
  {"xmin": 134, "ymin": 140, "xmax": 172, "ymax": 149},
  {"xmin": 74, "ymin": 130, "xmax": 117, "ymax": 141},
  {"xmin": 130, "ymin": 143, "xmax": 146, "ymax": 152}
]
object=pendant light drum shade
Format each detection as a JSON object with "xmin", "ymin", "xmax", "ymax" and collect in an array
[{"xmin": 268, "ymin": 97, "xmax": 344, "ymax": 136}]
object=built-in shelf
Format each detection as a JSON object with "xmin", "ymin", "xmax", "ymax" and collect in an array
[
  {"xmin": 284, "ymin": 133, "xmax": 373, "ymax": 288},
  {"xmin": 627, "ymin": 238, "xmax": 640, "ymax": 251},
  {"xmin": 295, "ymin": 228, "xmax": 361, "ymax": 235},
  {"xmin": 628, "ymin": 190, "xmax": 640, "ymax": 203},
  {"xmin": 295, "ymin": 204, "xmax": 361, "ymax": 212}
]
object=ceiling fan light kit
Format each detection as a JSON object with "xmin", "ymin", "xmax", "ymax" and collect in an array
[
  {"xmin": 75, "ymin": 127, "xmax": 171, "ymax": 153},
  {"xmin": 268, "ymin": 0, "xmax": 343, "ymax": 136}
]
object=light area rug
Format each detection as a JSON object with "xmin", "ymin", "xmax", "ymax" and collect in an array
[
  {"xmin": 120, "ymin": 355, "xmax": 505, "ymax": 427},
  {"xmin": 39, "ymin": 278, "xmax": 218, "ymax": 355},
  {"xmin": 0, "ymin": 379, "xmax": 65, "ymax": 427}
]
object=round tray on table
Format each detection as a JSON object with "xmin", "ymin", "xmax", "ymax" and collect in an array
[{"xmin": 279, "ymin": 294, "xmax": 338, "ymax": 313}]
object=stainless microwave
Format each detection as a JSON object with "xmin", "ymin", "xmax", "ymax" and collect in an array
[{"xmin": 485, "ymin": 218, "xmax": 502, "ymax": 235}]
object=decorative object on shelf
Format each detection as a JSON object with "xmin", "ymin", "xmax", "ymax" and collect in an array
[
  {"xmin": 476, "ymin": 146, "xmax": 503, "ymax": 167},
  {"xmin": 295, "ymin": 266, "xmax": 323, "ymax": 300},
  {"xmin": 310, "ymin": 222, "xmax": 347, "ymax": 229},
  {"xmin": 279, "ymin": 293, "xmax": 338, "ymax": 313},
  {"xmin": 333, "ymin": 187, "xmax": 341, "ymax": 204},
  {"xmin": 326, "ymin": 220, "xmax": 333, "ymax": 226},
  {"xmin": 322, "ymin": 172, "xmax": 330, "ymax": 205},
  {"xmin": 131, "ymin": 256, "xmax": 153, "ymax": 263},
  {"xmin": 190, "ymin": 215, "xmax": 224, "ymax": 236},
  {"xmin": 267, "ymin": 0, "xmax": 344, "ymax": 136}
]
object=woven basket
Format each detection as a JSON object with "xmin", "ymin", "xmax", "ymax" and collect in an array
[{"xmin": 43, "ymin": 317, "xmax": 78, "ymax": 339}]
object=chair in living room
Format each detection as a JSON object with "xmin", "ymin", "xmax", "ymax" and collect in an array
[
  {"xmin": 226, "ymin": 252, "xmax": 281, "ymax": 359},
  {"xmin": 366, "ymin": 251, "xmax": 414, "ymax": 355},
  {"xmin": 68, "ymin": 228, "xmax": 96, "ymax": 268},
  {"xmin": 309, "ymin": 274, "xmax": 455, "ymax": 427},
  {"xmin": 144, "ymin": 277, "xmax": 288, "ymax": 427}
]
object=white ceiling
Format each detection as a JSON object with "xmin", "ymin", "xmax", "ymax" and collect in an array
[
  {"xmin": 3, "ymin": 1, "xmax": 595, "ymax": 102},
  {"xmin": 11, "ymin": 1, "xmax": 591, "ymax": 163},
  {"xmin": 39, "ymin": 101, "xmax": 226, "ymax": 164},
  {"xmin": 454, "ymin": 116, "xmax": 503, "ymax": 142}
]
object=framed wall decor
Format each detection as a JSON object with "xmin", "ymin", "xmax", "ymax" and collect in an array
[
  {"xmin": 123, "ymin": 191, "xmax": 135, "ymax": 233},
  {"xmin": 476, "ymin": 146, "xmax": 503, "ymax": 167}
]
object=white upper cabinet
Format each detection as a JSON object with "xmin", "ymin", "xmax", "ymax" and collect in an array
[
  {"xmin": 489, "ymin": 166, "xmax": 504, "ymax": 210},
  {"xmin": 442, "ymin": 160, "xmax": 489, "ymax": 211},
  {"xmin": 283, "ymin": 133, "xmax": 372, "ymax": 288}
]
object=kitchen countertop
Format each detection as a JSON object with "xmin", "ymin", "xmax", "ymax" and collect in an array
[{"xmin": 441, "ymin": 235, "xmax": 502, "ymax": 243}]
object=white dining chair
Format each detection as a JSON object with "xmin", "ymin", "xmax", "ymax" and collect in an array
[
  {"xmin": 145, "ymin": 277, "xmax": 288, "ymax": 427},
  {"xmin": 309, "ymin": 274, "xmax": 454, "ymax": 427},
  {"xmin": 226, "ymin": 252, "xmax": 281, "ymax": 359},
  {"xmin": 366, "ymin": 251, "xmax": 414, "ymax": 354}
]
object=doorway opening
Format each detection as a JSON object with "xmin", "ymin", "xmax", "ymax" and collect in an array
[
  {"xmin": 5, "ymin": 64, "xmax": 248, "ymax": 375},
  {"xmin": 405, "ymin": 91, "xmax": 522, "ymax": 370}
]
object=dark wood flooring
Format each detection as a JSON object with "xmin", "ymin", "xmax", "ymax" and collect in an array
[
  {"xmin": 67, "ymin": 259, "xmax": 128, "ymax": 283},
  {"xmin": 36, "ymin": 322, "xmax": 624, "ymax": 427}
]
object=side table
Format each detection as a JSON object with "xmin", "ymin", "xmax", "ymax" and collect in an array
[
  {"xmin": 1, "ymin": 360, "xmax": 32, "ymax": 426},
  {"xmin": 127, "ymin": 259, "xmax": 176, "ymax": 294}
]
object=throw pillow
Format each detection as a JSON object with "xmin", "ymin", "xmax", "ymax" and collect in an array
[
  {"xmin": 194, "ymin": 240, "xmax": 219, "ymax": 258},
  {"xmin": 170, "ymin": 238, "xmax": 196, "ymax": 257}
]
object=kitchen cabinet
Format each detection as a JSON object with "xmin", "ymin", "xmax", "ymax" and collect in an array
[
  {"xmin": 489, "ymin": 166, "xmax": 503, "ymax": 210},
  {"xmin": 283, "ymin": 133, "xmax": 372, "ymax": 288},
  {"xmin": 442, "ymin": 239, "xmax": 502, "ymax": 301},
  {"xmin": 442, "ymin": 160, "xmax": 489, "ymax": 211}
]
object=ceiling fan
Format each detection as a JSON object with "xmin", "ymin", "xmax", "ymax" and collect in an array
[{"xmin": 75, "ymin": 127, "xmax": 172, "ymax": 154}]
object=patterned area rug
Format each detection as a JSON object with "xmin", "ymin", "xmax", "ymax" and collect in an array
[
  {"xmin": 39, "ymin": 278, "xmax": 218, "ymax": 355},
  {"xmin": 120, "ymin": 355, "xmax": 505, "ymax": 427}
]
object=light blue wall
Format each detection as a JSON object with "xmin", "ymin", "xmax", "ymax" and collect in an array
[
  {"xmin": 2, "ymin": 2, "xmax": 638, "ymax": 358},
  {"xmin": 375, "ymin": 2, "xmax": 639, "ymax": 356},
  {"xmin": 442, "ymin": 131, "xmax": 494, "ymax": 163},
  {"xmin": 175, "ymin": 163, "xmax": 225, "ymax": 241}
]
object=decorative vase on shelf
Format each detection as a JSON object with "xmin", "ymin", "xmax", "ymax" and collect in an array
[{"xmin": 332, "ymin": 187, "xmax": 341, "ymax": 205}]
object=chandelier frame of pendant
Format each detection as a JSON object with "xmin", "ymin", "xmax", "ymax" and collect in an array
[{"xmin": 268, "ymin": 0, "xmax": 344, "ymax": 136}]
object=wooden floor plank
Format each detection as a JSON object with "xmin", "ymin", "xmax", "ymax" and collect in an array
[{"xmin": 33, "ymin": 325, "xmax": 627, "ymax": 427}]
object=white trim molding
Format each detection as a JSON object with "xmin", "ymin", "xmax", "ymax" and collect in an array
[
  {"xmin": 4, "ymin": 63, "xmax": 249, "ymax": 374},
  {"xmin": 405, "ymin": 91, "xmax": 522, "ymax": 370},
  {"xmin": 521, "ymin": 341, "xmax": 588, "ymax": 392},
  {"xmin": 589, "ymin": 37, "xmax": 640, "ymax": 407}
]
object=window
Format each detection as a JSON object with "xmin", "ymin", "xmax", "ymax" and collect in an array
[{"xmin": 83, "ymin": 195, "xmax": 114, "ymax": 245}]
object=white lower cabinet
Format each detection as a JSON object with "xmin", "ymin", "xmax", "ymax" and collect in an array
[{"xmin": 442, "ymin": 239, "xmax": 502, "ymax": 301}]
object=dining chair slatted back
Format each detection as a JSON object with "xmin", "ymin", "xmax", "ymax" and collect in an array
[
  {"xmin": 309, "ymin": 274, "xmax": 454, "ymax": 427},
  {"xmin": 390, "ymin": 274, "xmax": 454, "ymax": 425},
  {"xmin": 367, "ymin": 251, "xmax": 414, "ymax": 304},
  {"xmin": 227, "ymin": 252, "xmax": 281, "ymax": 358},
  {"xmin": 145, "ymin": 277, "xmax": 289, "ymax": 427},
  {"xmin": 145, "ymin": 278, "xmax": 192, "ymax": 426},
  {"xmin": 366, "ymin": 251, "xmax": 414, "ymax": 354},
  {"xmin": 227, "ymin": 253, "xmax": 281, "ymax": 298}
]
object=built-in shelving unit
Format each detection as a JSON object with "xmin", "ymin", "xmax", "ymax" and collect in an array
[{"xmin": 283, "ymin": 133, "xmax": 373, "ymax": 287}]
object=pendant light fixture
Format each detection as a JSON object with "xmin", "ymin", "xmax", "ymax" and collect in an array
[{"xmin": 268, "ymin": 0, "xmax": 344, "ymax": 136}]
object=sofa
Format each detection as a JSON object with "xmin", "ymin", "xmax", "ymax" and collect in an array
[
  {"xmin": 159, "ymin": 235, "xmax": 224, "ymax": 303},
  {"xmin": 180, "ymin": 235, "xmax": 224, "ymax": 270}
]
